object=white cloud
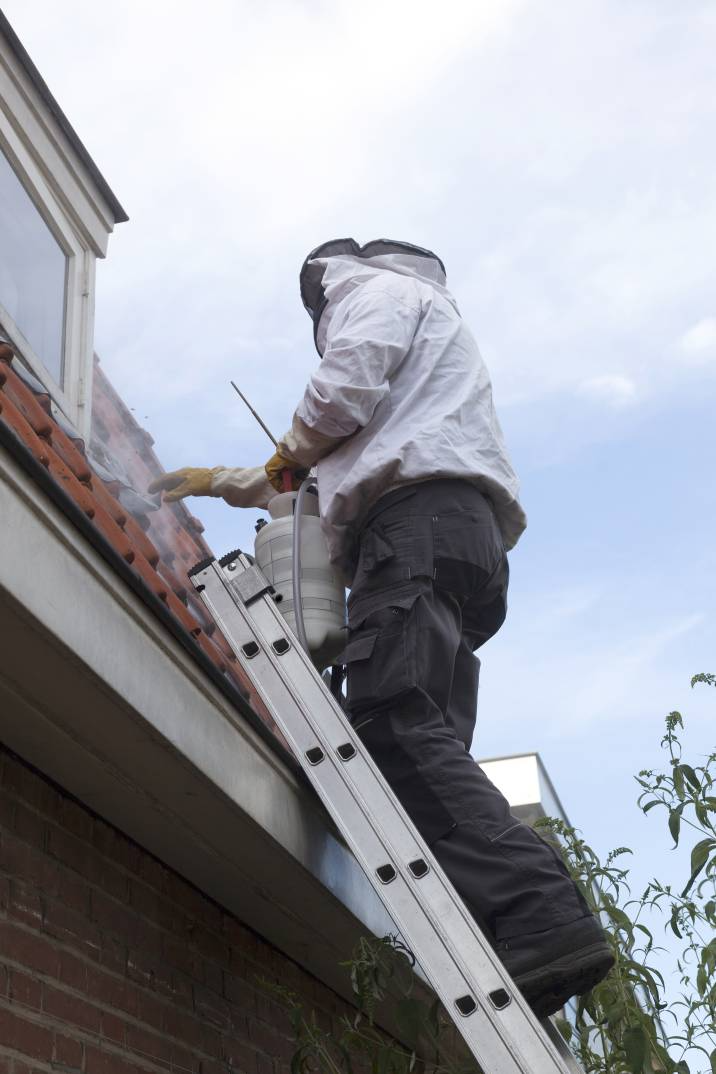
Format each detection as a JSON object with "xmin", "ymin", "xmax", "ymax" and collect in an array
[
  {"xmin": 678, "ymin": 317, "xmax": 716, "ymax": 365},
  {"xmin": 483, "ymin": 599, "xmax": 708, "ymax": 741},
  {"xmin": 578, "ymin": 374, "xmax": 637, "ymax": 408},
  {"xmin": 3, "ymin": 0, "xmax": 716, "ymax": 433}
]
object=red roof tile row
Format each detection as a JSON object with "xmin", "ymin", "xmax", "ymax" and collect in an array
[{"xmin": 0, "ymin": 344, "xmax": 283, "ymax": 745}]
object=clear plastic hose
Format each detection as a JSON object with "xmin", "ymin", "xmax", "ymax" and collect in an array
[{"xmin": 291, "ymin": 477, "xmax": 314, "ymax": 654}]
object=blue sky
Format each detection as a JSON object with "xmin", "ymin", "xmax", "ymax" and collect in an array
[{"xmin": 6, "ymin": 0, "xmax": 715, "ymax": 1001}]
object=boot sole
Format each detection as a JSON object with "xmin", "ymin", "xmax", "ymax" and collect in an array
[{"xmin": 514, "ymin": 942, "xmax": 615, "ymax": 1018}]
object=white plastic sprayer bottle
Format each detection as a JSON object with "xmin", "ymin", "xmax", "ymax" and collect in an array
[{"xmin": 254, "ymin": 483, "xmax": 347, "ymax": 669}]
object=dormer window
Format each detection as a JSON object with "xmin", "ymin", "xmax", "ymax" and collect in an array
[
  {"xmin": 0, "ymin": 145, "xmax": 68, "ymax": 385},
  {"xmin": 0, "ymin": 12, "xmax": 126, "ymax": 437}
]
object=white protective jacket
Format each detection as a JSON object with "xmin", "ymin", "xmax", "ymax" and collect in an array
[{"xmin": 292, "ymin": 239, "xmax": 527, "ymax": 584}]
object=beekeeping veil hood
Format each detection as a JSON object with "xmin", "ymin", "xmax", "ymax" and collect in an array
[{"xmin": 299, "ymin": 238, "xmax": 448, "ymax": 356}]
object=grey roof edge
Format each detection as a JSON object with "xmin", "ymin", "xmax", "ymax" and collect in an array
[
  {"xmin": 0, "ymin": 8, "xmax": 128, "ymax": 224},
  {"xmin": 477, "ymin": 750, "xmax": 573, "ymax": 827}
]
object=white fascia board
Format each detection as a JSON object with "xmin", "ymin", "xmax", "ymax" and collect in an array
[
  {"xmin": 0, "ymin": 36, "xmax": 116, "ymax": 256},
  {"xmin": 0, "ymin": 443, "xmax": 395, "ymax": 1001}
]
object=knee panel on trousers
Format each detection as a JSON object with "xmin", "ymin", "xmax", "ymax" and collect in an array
[{"xmin": 343, "ymin": 581, "xmax": 426, "ymax": 716}]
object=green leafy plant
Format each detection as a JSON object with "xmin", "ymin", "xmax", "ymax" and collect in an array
[
  {"xmin": 533, "ymin": 813, "xmax": 672, "ymax": 1074},
  {"xmin": 538, "ymin": 673, "xmax": 715, "ymax": 1074},
  {"xmin": 633, "ymin": 673, "xmax": 716, "ymax": 1072},
  {"xmin": 258, "ymin": 934, "xmax": 480, "ymax": 1073},
  {"xmin": 258, "ymin": 674, "xmax": 715, "ymax": 1074}
]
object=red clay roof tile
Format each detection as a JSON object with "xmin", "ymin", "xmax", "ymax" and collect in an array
[
  {"xmin": 0, "ymin": 393, "xmax": 52, "ymax": 468},
  {"xmin": 45, "ymin": 452, "xmax": 104, "ymax": 523},
  {"xmin": 130, "ymin": 548, "xmax": 168, "ymax": 599},
  {"xmin": 86, "ymin": 500, "xmax": 136, "ymax": 565},
  {"xmin": 1, "ymin": 369, "xmax": 54, "ymax": 439},
  {"xmin": 0, "ymin": 347, "xmax": 276, "ymax": 735},
  {"xmin": 123, "ymin": 515, "xmax": 161, "ymax": 568},
  {"xmin": 210, "ymin": 628, "xmax": 242, "ymax": 665},
  {"xmin": 184, "ymin": 513, "xmax": 206, "ymax": 535},
  {"xmin": 90, "ymin": 474, "xmax": 129, "ymax": 527},
  {"xmin": 186, "ymin": 594, "xmax": 216, "ymax": 635},
  {"xmin": 193, "ymin": 630, "xmax": 232, "ymax": 675},
  {"xmin": 47, "ymin": 423, "xmax": 93, "ymax": 484},
  {"xmin": 162, "ymin": 587, "xmax": 203, "ymax": 638},
  {"xmin": 157, "ymin": 560, "xmax": 190, "ymax": 603}
]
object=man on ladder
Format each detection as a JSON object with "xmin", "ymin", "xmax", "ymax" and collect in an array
[{"xmin": 150, "ymin": 238, "xmax": 613, "ymax": 1018}]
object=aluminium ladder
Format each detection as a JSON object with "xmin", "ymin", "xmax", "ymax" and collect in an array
[{"xmin": 189, "ymin": 549, "xmax": 583, "ymax": 1074}]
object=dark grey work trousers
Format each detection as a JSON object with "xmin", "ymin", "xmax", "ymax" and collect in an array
[{"xmin": 343, "ymin": 479, "xmax": 589, "ymax": 945}]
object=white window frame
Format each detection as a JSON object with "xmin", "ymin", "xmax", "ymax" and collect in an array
[
  {"xmin": 0, "ymin": 24, "xmax": 120, "ymax": 442},
  {"xmin": 0, "ymin": 115, "xmax": 96, "ymax": 435}
]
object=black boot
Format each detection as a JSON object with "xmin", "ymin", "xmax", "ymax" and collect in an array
[{"xmin": 499, "ymin": 916, "xmax": 615, "ymax": 1018}]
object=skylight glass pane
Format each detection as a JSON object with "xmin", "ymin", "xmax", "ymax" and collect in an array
[{"xmin": 0, "ymin": 145, "xmax": 67, "ymax": 383}]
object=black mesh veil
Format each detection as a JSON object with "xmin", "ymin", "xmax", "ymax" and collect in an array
[{"xmin": 299, "ymin": 238, "xmax": 446, "ymax": 353}]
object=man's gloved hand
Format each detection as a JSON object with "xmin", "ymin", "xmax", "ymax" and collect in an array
[
  {"xmin": 148, "ymin": 466, "xmax": 225, "ymax": 502},
  {"xmin": 264, "ymin": 415, "xmax": 343, "ymax": 493},
  {"xmin": 149, "ymin": 465, "xmax": 276, "ymax": 509},
  {"xmin": 264, "ymin": 452, "xmax": 309, "ymax": 493}
]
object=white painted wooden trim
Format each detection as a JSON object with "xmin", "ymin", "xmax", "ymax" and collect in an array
[
  {"xmin": 0, "ymin": 100, "xmax": 97, "ymax": 437},
  {"xmin": 0, "ymin": 34, "xmax": 116, "ymax": 254}
]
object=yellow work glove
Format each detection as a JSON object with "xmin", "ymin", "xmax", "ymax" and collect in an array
[
  {"xmin": 264, "ymin": 451, "xmax": 309, "ymax": 493},
  {"xmin": 265, "ymin": 415, "xmax": 343, "ymax": 493},
  {"xmin": 148, "ymin": 466, "xmax": 225, "ymax": 503}
]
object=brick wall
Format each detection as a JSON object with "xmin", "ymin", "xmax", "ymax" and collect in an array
[{"xmin": 0, "ymin": 746, "xmax": 365, "ymax": 1074}]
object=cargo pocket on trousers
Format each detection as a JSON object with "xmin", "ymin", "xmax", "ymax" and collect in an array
[{"xmin": 344, "ymin": 584, "xmax": 423, "ymax": 717}]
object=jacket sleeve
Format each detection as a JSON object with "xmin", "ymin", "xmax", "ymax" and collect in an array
[
  {"xmin": 210, "ymin": 465, "xmax": 275, "ymax": 508},
  {"xmin": 296, "ymin": 279, "xmax": 421, "ymax": 439}
]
